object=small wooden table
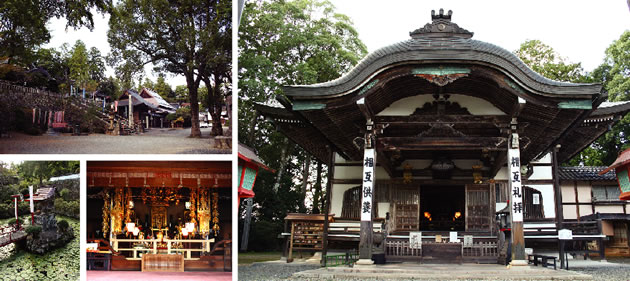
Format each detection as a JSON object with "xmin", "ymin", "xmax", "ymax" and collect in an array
[{"xmin": 87, "ymin": 251, "xmax": 111, "ymax": 271}]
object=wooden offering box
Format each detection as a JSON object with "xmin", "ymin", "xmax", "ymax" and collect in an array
[{"xmin": 141, "ymin": 253, "xmax": 184, "ymax": 272}]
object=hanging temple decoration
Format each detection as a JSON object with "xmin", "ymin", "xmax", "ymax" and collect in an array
[
  {"xmin": 212, "ymin": 192, "xmax": 220, "ymax": 235},
  {"xmin": 101, "ymin": 189, "xmax": 110, "ymax": 238},
  {"xmin": 197, "ymin": 188, "xmax": 211, "ymax": 235}
]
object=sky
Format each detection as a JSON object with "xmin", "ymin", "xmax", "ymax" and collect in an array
[
  {"xmin": 43, "ymin": 1, "xmax": 630, "ymax": 89},
  {"xmin": 332, "ymin": 0, "xmax": 630, "ymax": 73},
  {"xmin": 44, "ymin": 10, "xmax": 188, "ymax": 87}
]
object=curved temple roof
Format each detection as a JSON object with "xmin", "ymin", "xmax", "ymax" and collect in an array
[
  {"xmin": 258, "ymin": 10, "xmax": 627, "ymax": 168},
  {"xmin": 283, "ymin": 10, "xmax": 602, "ymax": 100}
]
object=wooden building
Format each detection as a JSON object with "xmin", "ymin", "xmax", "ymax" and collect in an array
[
  {"xmin": 560, "ymin": 166, "xmax": 630, "ymax": 257},
  {"xmin": 86, "ymin": 161, "xmax": 232, "ymax": 272},
  {"xmin": 254, "ymin": 10, "xmax": 630, "ymax": 266},
  {"xmin": 117, "ymin": 88, "xmax": 176, "ymax": 129}
]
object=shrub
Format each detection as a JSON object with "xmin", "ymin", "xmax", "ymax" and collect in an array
[
  {"xmin": 60, "ymin": 189, "xmax": 70, "ymax": 201},
  {"xmin": 54, "ymin": 199, "xmax": 79, "ymax": 219},
  {"xmin": 57, "ymin": 219, "xmax": 69, "ymax": 230},
  {"xmin": 25, "ymin": 225, "xmax": 42, "ymax": 237}
]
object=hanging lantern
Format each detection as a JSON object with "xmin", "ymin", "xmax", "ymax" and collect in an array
[
  {"xmin": 126, "ymin": 222, "xmax": 135, "ymax": 232},
  {"xmin": 238, "ymin": 143, "xmax": 275, "ymax": 207},
  {"xmin": 601, "ymin": 148, "xmax": 630, "ymax": 200},
  {"xmin": 403, "ymin": 163, "xmax": 413, "ymax": 184},
  {"xmin": 186, "ymin": 222, "xmax": 195, "ymax": 232}
]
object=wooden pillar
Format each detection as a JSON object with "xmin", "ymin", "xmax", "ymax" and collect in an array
[
  {"xmin": 552, "ymin": 145, "xmax": 566, "ymax": 268},
  {"xmin": 321, "ymin": 147, "xmax": 334, "ymax": 267},
  {"xmin": 128, "ymin": 94, "xmax": 134, "ymax": 128},
  {"xmin": 240, "ymin": 197, "xmax": 253, "ymax": 251},
  {"xmin": 508, "ymin": 121, "xmax": 527, "ymax": 266},
  {"xmin": 357, "ymin": 122, "xmax": 375, "ymax": 265}
]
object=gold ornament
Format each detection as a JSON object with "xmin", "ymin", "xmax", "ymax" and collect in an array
[
  {"xmin": 102, "ymin": 189, "xmax": 110, "ymax": 238},
  {"xmin": 211, "ymin": 192, "xmax": 220, "ymax": 234}
]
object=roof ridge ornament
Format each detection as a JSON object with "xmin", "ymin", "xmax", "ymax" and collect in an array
[{"xmin": 410, "ymin": 9, "xmax": 473, "ymax": 39}]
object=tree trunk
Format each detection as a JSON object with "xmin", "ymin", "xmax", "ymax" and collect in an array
[
  {"xmin": 246, "ymin": 111, "xmax": 259, "ymax": 145},
  {"xmin": 312, "ymin": 161, "xmax": 323, "ymax": 214},
  {"xmin": 187, "ymin": 75, "xmax": 202, "ymax": 138},
  {"xmin": 301, "ymin": 154, "xmax": 311, "ymax": 195},
  {"xmin": 272, "ymin": 139, "xmax": 291, "ymax": 193},
  {"xmin": 300, "ymin": 154, "xmax": 311, "ymax": 210},
  {"xmin": 211, "ymin": 73, "xmax": 224, "ymax": 136},
  {"xmin": 202, "ymin": 75, "xmax": 224, "ymax": 137}
]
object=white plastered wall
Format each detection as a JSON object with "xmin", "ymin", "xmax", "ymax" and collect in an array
[
  {"xmin": 494, "ymin": 152, "xmax": 556, "ymax": 218},
  {"xmin": 376, "ymin": 94, "xmax": 506, "ymax": 116}
]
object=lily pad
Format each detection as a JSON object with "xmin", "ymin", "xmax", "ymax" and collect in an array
[{"xmin": 0, "ymin": 216, "xmax": 79, "ymax": 280}]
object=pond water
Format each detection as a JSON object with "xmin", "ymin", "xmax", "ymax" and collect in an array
[{"xmin": 0, "ymin": 215, "xmax": 79, "ymax": 280}]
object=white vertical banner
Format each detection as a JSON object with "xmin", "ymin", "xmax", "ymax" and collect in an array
[
  {"xmin": 29, "ymin": 185, "xmax": 34, "ymax": 213},
  {"xmin": 361, "ymin": 148, "xmax": 375, "ymax": 221},
  {"xmin": 14, "ymin": 198, "xmax": 17, "ymax": 220},
  {"xmin": 508, "ymin": 147, "xmax": 523, "ymax": 222}
]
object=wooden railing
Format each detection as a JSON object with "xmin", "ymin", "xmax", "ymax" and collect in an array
[
  {"xmin": 111, "ymin": 237, "xmax": 215, "ymax": 260},
  {"xmin": 385, "ymin": 235, "xmax": 498, "ymax": 263},
  {"xmin": 385, "ymin": 239, "xmax": 422, "ymax": 260}
]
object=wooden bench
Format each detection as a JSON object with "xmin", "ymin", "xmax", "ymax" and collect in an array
[{"xmin": 528, "ymin": 254, "xmax": 557, "ymax": 270}]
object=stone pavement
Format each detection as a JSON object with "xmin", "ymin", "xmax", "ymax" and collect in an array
[{"xmin": 293, "ymin": 263, "xmax": 593, "ymax": 280}]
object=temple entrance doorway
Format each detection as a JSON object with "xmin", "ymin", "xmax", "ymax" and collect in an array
[{"xmin": 420, "ymin": 185, "xmax": 465, "ymax": 231}]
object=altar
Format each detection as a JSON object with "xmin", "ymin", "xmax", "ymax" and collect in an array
[{"xmin": 86, "ymin": 161, "xmax": 232, "ymax": 272}]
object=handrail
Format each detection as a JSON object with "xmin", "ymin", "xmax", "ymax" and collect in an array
[
  {"xmin": 208, "ymin": 239, "xmax": 231, "ymax": 256},
  {"xmin": 87, "ymin": 238, "xmax": 122, "ymax": 255}
]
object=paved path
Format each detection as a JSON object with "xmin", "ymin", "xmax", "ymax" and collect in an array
[{"xmin": 0, "ymin": 128, "xmax": 230, "ymax": 154}]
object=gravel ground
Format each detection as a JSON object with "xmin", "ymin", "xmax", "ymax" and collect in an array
[
  {"xmin": 238, "ymin": 259, "xmax": 630, "ymax": 281},
  {"xmin": 0, "ymin": 128, "xmax": 230, "ymax": 154},
  {"xmin": 238, "ymin": 262, "xmax": 320, "ymax": 281},
  {"xmin": 570, "ymin": 258, "xmax": 630, "ymax": 281}
]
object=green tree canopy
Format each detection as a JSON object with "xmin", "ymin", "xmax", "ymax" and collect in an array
[
  {"xmin": 0, "ymin": 0, "xmax": 110, "ymax": 64},
  {"xmin": 515, "ymin": 36, "xmax": 630, "ymax": 166},
  {"xmin": 570, "ymin": 31, "xmax": 630, "ymax": 166},
  {"xmin": 515, "ymin": 39, "xmax": 589, "ymax": 83},
  {"xmin": 108, "ymin": 0, "xmax": 229, "ymax": 138},
  {"xmin": 68, "ymin": 40, "xmax": 91, "ymax": 91},
  {"xmin": 17, "ymin": 161, "xmax": 79, "ymax": 185},
  {"xmin": 238, "ymin": 0, "xmax": 367, "ymax": 240}
]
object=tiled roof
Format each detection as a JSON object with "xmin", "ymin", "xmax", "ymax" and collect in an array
[{"xmin": 559, "ymin": 166, "xmax": 616, "ymax": 181}]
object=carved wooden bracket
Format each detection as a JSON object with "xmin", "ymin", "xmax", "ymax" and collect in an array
[{"xmin": 414, "ymin": 73, "xmax": 469, "ymax": 87}]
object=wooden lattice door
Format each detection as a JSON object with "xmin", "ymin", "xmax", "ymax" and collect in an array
[{"xmin": 465, "ymin": 185, "xmax": 491, "ymax": 232}]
